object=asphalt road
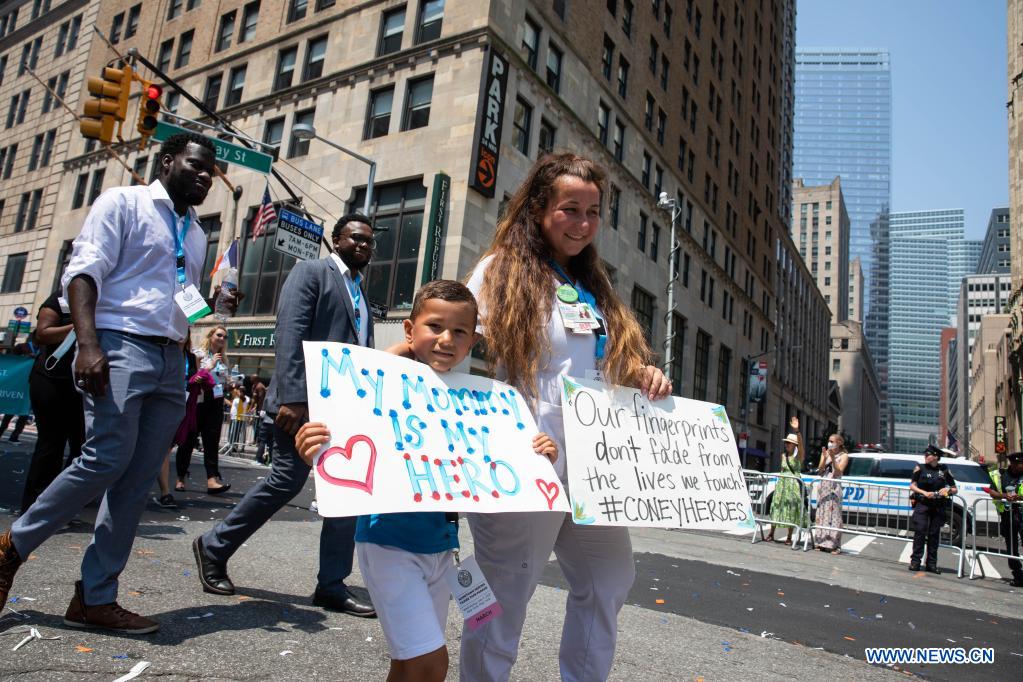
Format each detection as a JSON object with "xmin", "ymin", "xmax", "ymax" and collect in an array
[{"xmin": 1, "ymin": 433, "xmax": 1019, "ymax": 680}]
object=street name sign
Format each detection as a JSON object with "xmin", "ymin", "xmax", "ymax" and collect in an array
[{"xmin": 153, "ymin": 122, "xmax": 274, "ymax": 174}]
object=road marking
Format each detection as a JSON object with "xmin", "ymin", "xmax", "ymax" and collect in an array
[
  {"xmin": 966, "ymin": 554, "xmax": 1002, "ymax": 580},
  {"xmin": 839, "ymin": 535, "xmax": 875, "ymax": 555},
  {"xmin": 725, "ymin": 528, "xmax": 754, "ymax": 536},
  {"xmin": 898, "ymin": 543, "xmax": 914, "ymax": 564}
]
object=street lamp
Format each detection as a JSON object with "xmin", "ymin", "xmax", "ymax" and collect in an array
[
  {"xmin": 291, "ymin": 123, "xmax": 377, "ymax": 216},
  {"xmin": 739, "ymin": 344, "xmax": 802, "ymax": 469},
  {"xmin": 656, "ymin": 191, "xmax": 683, "ymax": 380}
]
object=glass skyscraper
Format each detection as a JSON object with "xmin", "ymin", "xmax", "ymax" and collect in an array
[
  {"xmin": 793, "ymin": 49, "xmax": 892, "ymax": 320},
  {"xmin": 888, "ymin": 209, "xmax": 981, "ymax": 452}
]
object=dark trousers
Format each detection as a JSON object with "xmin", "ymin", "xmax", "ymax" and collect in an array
[
  {"xmin": 0, "ymin": 413, "xmax": 28, "ymax": 440},
  {"xmin": 1000, "ymin": 510, "xmax": 1023, "ymax": 578},
  {"xmin": 200, "ymin": 423, "xmax": 356, "ymax": 595},
  {"xmin": 20, "ymin": 371, "xmax": 85, "ymax": 510},
  {"xmin": 910, "ymin": 502, "xmax": 945, "ymax": 567},
  {"xmin": 176, "ymin": 397, "xmax": 224, "ymax": 479}
]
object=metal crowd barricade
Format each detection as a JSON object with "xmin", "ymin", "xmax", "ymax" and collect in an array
[
  {"xmin": 743, "ymin": 470, "xmax": 811, "ymax": 551},
  {"xmin": 967, "ymin": 498, "xmax": 1022, "ymax": 580},
  {"xmin": 805, "ymin": 478, "xmax": 968, "ymax": 577},
  {"xmin": 219, "ymin": 405, "xmax": 259, "ymax": 456}
]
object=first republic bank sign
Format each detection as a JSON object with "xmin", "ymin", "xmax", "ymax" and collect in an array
[{"xmin": 469, "ymin": 46, "xmax": 509, "ymax": 198}]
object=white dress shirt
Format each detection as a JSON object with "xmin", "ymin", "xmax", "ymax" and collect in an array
[
  {"xmin": 61, "ymin": 180, "xmax": 207, "ymax": 341},
  {"xmin": 330, "ymin": 252, "xmax": 369, "ymax": 347}
]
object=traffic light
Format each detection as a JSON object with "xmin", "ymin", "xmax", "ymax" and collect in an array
[
  {"xmin": 137, "ymin": 82, "xmax": 162, "ymax": 140},
  {"xmin": 80, "ymin": 64, "xmax": 132, "ymax": 144}
]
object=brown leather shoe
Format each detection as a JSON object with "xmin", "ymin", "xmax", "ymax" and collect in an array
[
  {"xmin": 0, "ymin": 530, "xmax": 22, "ymax": 607},
  {"xmin": 63, "ymin": 581, "xmax": 159, "ymax": 634}
]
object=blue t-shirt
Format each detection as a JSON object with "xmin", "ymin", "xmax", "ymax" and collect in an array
[{"xmin": 355, "ymin": 512, "xmax": 459, "ymax": 554}]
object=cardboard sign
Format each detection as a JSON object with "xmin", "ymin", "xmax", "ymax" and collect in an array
[
  {"xmin": 304, "ymin": 342, "xmax": 570, "ymax": 516},
  {"xmin": 560, "ymin": 375, "xmax": 755, "ymax": 530}
]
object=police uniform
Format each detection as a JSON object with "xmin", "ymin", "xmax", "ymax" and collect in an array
[
  {"xmin": 990, "ymin": 453, "xmax": 1023, "ymax": 586},
  {"xmin": 909, "ymin": 449, "xmax": 956, "ymax": 573}
]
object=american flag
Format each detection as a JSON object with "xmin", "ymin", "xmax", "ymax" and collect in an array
[{"xmin": 252, "ymin": 183, "xmax": 277, "ymax": 241}]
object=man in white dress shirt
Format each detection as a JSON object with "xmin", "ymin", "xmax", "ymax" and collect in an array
[{"xmin": 0, "ymin": 132, "xmax": 229, "ymax": 633}]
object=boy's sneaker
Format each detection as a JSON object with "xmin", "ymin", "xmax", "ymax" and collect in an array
[
  {"xmin": 63, "ymin": 581, "xmax": 159, "ymax": 634},
  {"xmin": 153, "ymin": 494, "xmax": 177, "ymax": 509}
]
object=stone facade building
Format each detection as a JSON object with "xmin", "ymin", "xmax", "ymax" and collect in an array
[
  {"xmin": 829, "ymin": 319, "xmax": 880, "ymax": 445},
  {"xmin": 791, "ymin": 175, "xmax": 849, "ymax": 322}
]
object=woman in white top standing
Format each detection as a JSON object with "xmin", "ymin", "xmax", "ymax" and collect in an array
[
  {"xmin": 461, "ymin": 153, "xmax": 672, "ymax": 682},
  {"xmin": 175, "ymin": 325, "xmax": 231, "ymax": 495}
]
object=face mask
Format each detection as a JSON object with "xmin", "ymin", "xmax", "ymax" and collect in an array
[{"xmin": 827, "ymin": 442, "xmax": 838, "ymax": 450}]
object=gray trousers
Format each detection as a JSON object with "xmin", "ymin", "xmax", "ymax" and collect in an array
[{"xmin": 12, "ymin": 331, "xmax": 185, "ymax": 605}]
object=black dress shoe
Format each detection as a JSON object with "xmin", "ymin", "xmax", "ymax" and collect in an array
[
  {"xmin": 908, "ymin": 562, "xmax": 921, "ymax": 572},
  {"xmin": 312, "ymin": 587, "xmax": 376, "ymax": 618},
  {"xmin": 192, "ymin": 537, "xmax": 235, "ymax": 595},
  {"xmin": 925, "ymin": 565, "xmax": 942, "ymax": 575}
]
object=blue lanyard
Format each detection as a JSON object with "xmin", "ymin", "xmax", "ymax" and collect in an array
[
  {"xmin": 169, "ymin": 211, "xmax": 192, "ymax": 287},
  {"xmin": 347, "ymin": 274, "xmax": 362, "ymax": 334},
  {"xmin": 548, "ymin": 260, "xmax": 607, "ymax": 360}
]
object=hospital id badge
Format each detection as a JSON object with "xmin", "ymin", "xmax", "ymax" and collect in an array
[
  {"xmin": 445, "ymin": 554, "xmax": 502, "ymax": 630},
  {"xmin": 212, "ymin": 384, "xmax": 224, "ymax": 399},
  {"xmin": 559, "ymin": 302, "xmax": 599, "ymax": 334},
  {"xmin": 174, "ymin": 284, "xmax": 212, "ymax": 323}
]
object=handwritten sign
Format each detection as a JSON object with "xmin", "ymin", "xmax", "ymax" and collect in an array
[
  {"xmin": 304, "ymin": 342, "xmax": 569, "ymax": 516},
  {"xmin": 560, "ymin": 375, "xmax": 755, "ymax": 530}
]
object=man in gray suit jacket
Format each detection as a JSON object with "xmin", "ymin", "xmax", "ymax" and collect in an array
[{"xmin": 192, "ymin": 214, "xmax": 377, "ymax": 617}]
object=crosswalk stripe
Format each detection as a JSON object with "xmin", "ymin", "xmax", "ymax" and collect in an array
[
  {"xmin": 725, "ymin": 528, "xmax": 754, "ymax": 536},
  {"xmin": 840, "ymin": 535, "xmax": 874, "ymax": 555},
  {"xmin": 966, "ymin": 553, "xmax": 1003, "ymax": 580},
  {"xmin": 898, "ymin": 543, "xmax": 914, "ymax": 564}
]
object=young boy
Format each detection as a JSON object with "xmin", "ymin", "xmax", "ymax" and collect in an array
[{"xmin": 295, "ymin": 280, "xmax": 556, "ymax": 682}]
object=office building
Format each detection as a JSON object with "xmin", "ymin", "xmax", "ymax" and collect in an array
[
  {"xmin": 848, "ymin": 256, "xmax": 863, "ymax": 322},
  {"xmin": 791, "ymin": 176, "xmax": 849, "ymax": 321},
  {"xmin": 977, "ymin": 207, "xmax": 1010, "ymax": 275},
  {"xmin": 829, "ymin": 319, "xmax": 881, "ymax": 445},
  {"xmin": 969, "ymin": 314, "xmax": 1014, "ymax": 463},
  {"xmin": 939, "ymin": 326, "xmax": 957, "ymax": 450}
]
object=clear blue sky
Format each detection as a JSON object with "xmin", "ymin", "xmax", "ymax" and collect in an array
[{"xmin": 796, "ymin": 0, "xmax": 1007, "ymax": 239}]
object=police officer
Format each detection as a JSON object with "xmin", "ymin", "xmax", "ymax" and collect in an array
[
  {"xmin": 988, "ymin": 452, "xmax": 1023, "ymax": 587},
  {"xmin": 908, "ymin": 445, "xmax": 958, "ymax": 574}
]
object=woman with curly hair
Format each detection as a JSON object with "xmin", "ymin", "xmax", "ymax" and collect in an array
[
  {"xmin": 461, "ymin": 153, "xmax": 672, "ymax": 681},
  {"xmin": 175, "ymin": 325, "xmax": 231, "ymax": 495}
]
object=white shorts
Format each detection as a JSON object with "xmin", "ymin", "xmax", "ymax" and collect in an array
[{"xmin": 357, "ymin": 541, "xmax": 455, "ymax": 661}]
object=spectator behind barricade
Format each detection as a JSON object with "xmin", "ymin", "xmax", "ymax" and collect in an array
[
  {"xmin": 812, "ymin": 434, "xmax": 848, "ymax": 554},
  {"xmin": 766, "ymin": 416, "xmax": 806, "ymax": 545},
  {"xmin": 907, "ymin": 445, "xmax": 957, "ymax": 574},
  {"xmin": 228, "ymin": 386, "xmax": 250, "ymax": 446},
  {"xmin": 175, "ymin": 326, "xmax": 231, "ymax": 495},
  {"xmin": 986, "ymin": 452, "xmax": 1023, "ymax": 587},
  {"xmin": 19, "ymin": 292, "xmax": 85, "ymax": 511},
  {"xmin": 249, "ymin": 375, "xmax": 266, "ymax": 444},
  {"xmin": 0, "ymin": 342, "xmax": 35, "ymax": 444}
]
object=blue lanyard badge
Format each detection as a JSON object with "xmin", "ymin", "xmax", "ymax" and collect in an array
[
  {"xmin": 548, "ymin": 260, "xmax": 607, "ymax": 360},
  {"xmin": 347, "ymin": 274, "xmax": 363, "ymax": 334},
  {"xmin": 170, "ymin": 212, "xmax": 192, "ymax": 287}
]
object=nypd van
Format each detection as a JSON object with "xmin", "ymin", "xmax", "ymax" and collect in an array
[{"xmin": 746, "ymin": 450, "xmax": 996, "ymax": 544}]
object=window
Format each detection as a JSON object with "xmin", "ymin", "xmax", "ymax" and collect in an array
[
  {"xmin": 175, "ymin": 30, "xmax": 194, "ymax": 68},
  {"xmin": 126, "ymin": 4, "xmax": 141, "ymax": 37},
  {"xmin": 164, "ymin": 90, "xmax": 180, "ymax": 118},
  {"xmin": 597, "ymin": 102, "xmax": 610, "ymax": 145},
  {"xmin": 157, "ymin": 39, "xmax": 174, "ymax": 73},
  {"xmin": 235, "ymin": 208, "xmax": 297, "ymax": 316},
  {"xmin": 538, "ymin": 118, "xmax": 556, "ymax": 155},
  {"xmin": 650, "ymin": 223, "xmax": 660, "ymax": 260},
  {"xmin": 262, "ymin": 117, "xmax": 285, "ymax": 146},
  {"xmin": 365, "ymin": 86, "xmax": 394, "ymax": 139},
  {"xmin": 644, "ymin": 92, "xmax": 654, "ymax": 130},
  {"xmin": 225, "ymin": 66, "xmax": 246, "ymax": 106},
  {"xmin": 546, "ymin": 43, "xmax": 563, "ymax": 92},
  {"xmin": 609, "ymin": 185, "xmax": 621, "ymax": 229},
  {"xmin": 668, "ymin": 313, "xmax": 685, "ymax": 394},
  {"xmin": 240, "ymin": 1, "xmax": 259, "ymax": 42},
  {"xmin": 716, "ymin": 345, "xmax": 731, "ymax": 405},
  {"xmin": 832, "ymin": 358, "xmax": 840, "ymax": 373},
  {"xmin": 379, "ymin": 6, "xmax": 405, "ymax": 55},
  {"xmin": 617, "ymin": 55, "xmax": 629, "ymax": 97},
  {"xmin": 316, "ymin": 0, "xmax": 336, "ymax": 9},
  {"xmin": 355, "ymin": 179, "xmax": 428, "ymax": 310},
  {"xmin": 649, "ymin": 36, "xmax": 658, "ymax": 74},
  {"xmin": 632, "ymin": 285, "xmax": 654, "ymax": 344},
  {"xmin": 132, "ymin": 155, "xmax": 148, "ymax": 184},
  {"xmin": 28, "ymin": 133, "xmax": 42, "ymax": 171},
  {"xmin": 87, "ymin": 170, "xmax": 105, "ymax": 206},
  {"xmin": 1, "ymin": 253, "xmax": 27, "ymax": 294},
  {"xmin": 613, "ymin": 121, "xmax": 625, "ymax": 161},
  {"xmin": 39, "ymin": 130, "xmax": 54, "ymax": 167},
  {"xmin": 110, "ymin": 12, "xmax": 124, "ymax": 44},
  {"xmin": 188, "ymin": 0, "xmax": 202, "ymax": 10},
  {"xmin": 402, "ymin": 75, "xmax": 434, "ymax": 130},
  {"xmin": 216, "ymin": 11, "xmax": 236, "ymax": 52},
  {"xmin": 656, "ymin": 109, "xmax": 666, "ymax": 144},
  {"xmin": 877, "ymin": 459, "xmax": 918, "ymax": 480},
  {"xmin": 203, "ymin": 74, "xmax": 222, "ymax": 110},
  {"xmin": 522, "ymin": 16, "xmax": 540, "ymax": 70},
  {"xmin": 273, "ymin": 46, "xmax": 298, "ymax": 91},
  {"xmin": 512, "ymin": 98, "xmax": 532, "ymax": 154},
  {"xmin": 693, "ymin": 329, "xmax": 710, "ymax": 400},
  {"xmin": 653, "ymin": 165, "xmax": 663, "ymax": 197},
  {"xmin": 622, "ymin": 0, "xmax": 633, "ymax": 36},
  {"xmin": 660, "ymin": 55, "xmax": 669, "ymax": 90},
  {"xmin": 167, "ymin": 0, "xmax": 183, "ymax": 19},
  {"xmin": 303, "ymin": 35, "xmax": 327, "ymax": 81},
  {"xmin": 0, "ymin": 55, "xmax": 6, "ymax": 87},
  {"xmin": 416, "ymin": 0, "xmax": 444, "ymax": 43},
  {"xmin": 67, "ymin": 12, "xmax": 82, "ymax": 50},
  {"xmin": 289, "ymin": 109, "xmax": 315, "ymax": 158},
  {"xmin": 602, "ymin": 35, "xmax": 614, "ymax": 80},
  {"xmin": 641, "ymin": 152, "xmax": 651, "ymax": 188},
  {"xmin": 71, "ymin": 172, "xmax": 87, "ymax": 209},
  {"xmin": 637, "ymin": 211, "xmax": 648, "ymax": 250},
  {"xmin": 553, "ymin": 0, "xmax": 566, "ymax": 19},
  {"xmin": 288, "ymin": 0, "xmax": 308, "ymax": 23},
  {"xmin": 607, "ymin": 0, "xmax": 617, "ymax": 16},
  {"xmin": 14, "ymin": 189, "xmax": 41, "ymax": 232}
]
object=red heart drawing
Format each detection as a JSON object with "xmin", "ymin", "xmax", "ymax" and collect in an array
[
  {"xmin": 535, "ymin": 479, "xmax": 560, "ymax": 510},
  {"xmin": 316, "ymin": 434, "xmax": 377, "ymax": 495}
]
